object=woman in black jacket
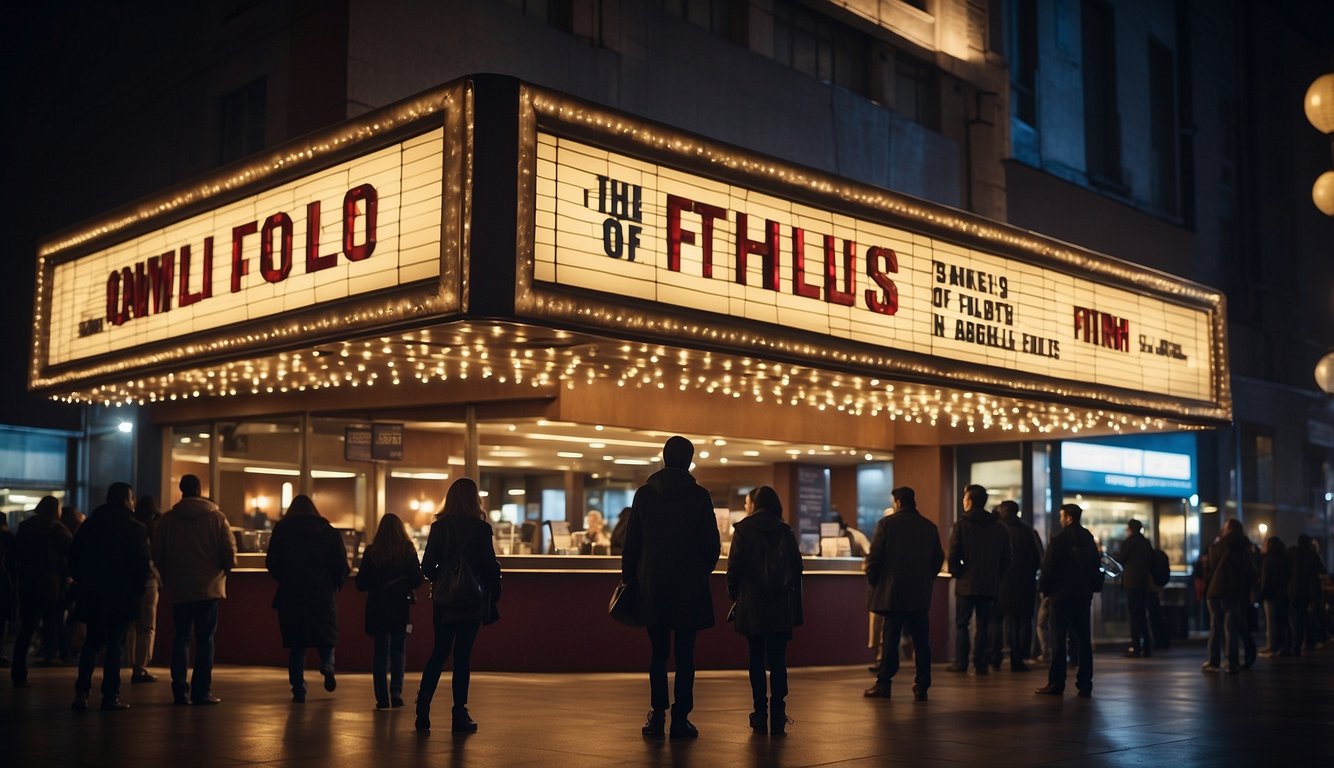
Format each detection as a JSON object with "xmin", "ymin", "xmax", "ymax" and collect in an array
[
  {"xmin": 415, "ymin": 478, "xmax": 501, "ymax": 733},
  {"xmin": 266, "ymin": 495, "xmax": 350, "ymax": 703},
  {"xmin": 726, "ymin": 486, "xmax": 802, "ymax": 735},
  {"xmin": 355, "ymin": 513, "xmax": 423, "ymax": 709}
]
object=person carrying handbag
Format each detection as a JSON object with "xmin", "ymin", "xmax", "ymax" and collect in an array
[
  {"xmin": 415, "ymin": 478, "xmax": 502, "ymax": 733},
  {"xmin": 355, "ymin": 513, "xmax": 423, "ymax": 710}
]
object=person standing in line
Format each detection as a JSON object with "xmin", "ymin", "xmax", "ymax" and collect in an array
[
  {"xmin": 1259, "ymin": 536, "xmax": 1290, "ymax": 655},
  {"xmin": 1202, "ymin": 519, "xmax": 1257, "ymax": 673},
  {"xmin": 1118, "ymin": 519, "xmax": 1154, "ymax": 658},
  {"xmin": 10, "ymin": 496, "xmax": 71, "ymax": 685},
  {"xmin": 266, "ymin": 495, "xmax": 350, "ymax": 703},
  {"xmin": 415, "ymin": 478, "xmax": 501, "ymax": 733},
  {"xmin": 622, "ymin": 436, "xmax": 721, "ymax": 740},
  {"xmin": 863, "ymin": 486, "xmax": 944, "ymax": 702},
  {"xmin": 1035, "ymin": 503, "xmax": 1100, "ymax": 698},
  {"xmin": 1287, "ymin": 534, "xmax": 1322, "ymax": 655},
  {"xmin": 69, "ymin": 483, "xmax": 150, "ymax": 711},
  {"xmin": 0, "ymin": 517, "xmax": 14, "ymax": 667},
  {"xmin": 356, "ymin": 513, "xmax": 423, "ymax": 710},
  {"xmin": 59, "ymin": 505, "xmax": 86, "ymax": 663},
  {"xmin": 726, "ymin": 485, "xmax": 802, "ymax": 735},
  {"xmin": 990, "ymin": 501, "xmax": 1043, "ymax": 672},
  {"xmin": 154, "ymin": 474, "xmax": 237, "ymax": 705},
  {"xmin": 124, "ymin": 494, "xmax": 162, "ymax": 684},
  {"xmin": 945, "ymin": 484, "xmax": 1010, "ymax": 675}
]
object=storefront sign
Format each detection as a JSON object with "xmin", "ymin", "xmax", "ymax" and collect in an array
[
  {"xmin": 344, "ymin": 427, "xmax": 373, "ymax": 462},
  {"xmin": 45, "ymin": 128, "xmax": 446, "ymax": 366},
  {"xmin": 371, "ymin": 423, "xmax": 404, "ymax": 461},
  {"xmin": 534, "ymin": 134, "xmax": 1214, "ymax": 402},
  {"xmin": 1061, "ymin": 437, "xmax": 1196, "ymax": 497}
]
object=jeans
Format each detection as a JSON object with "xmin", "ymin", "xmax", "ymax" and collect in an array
[
  {"xmin": 11, "ymin": 596, "xmax": 65, "ymax": 683},
  {"xmin": 746, "ymin": 633, "xmax": 789, "ymax": 709},
  {"xmin": 1047, "ymin": 598, "xmax": 1092, "ymax": 693},
  {"xmin": 124, "ymin": 578, "xmax": 159, "ymax": 672},
  {"xmin": 1125, "ymin": 588, "xmax": 1150, "ymax": 652},
  {"xmin": 647, "ymin": 626, "xmax": 697, "ymax": 714},
  {"xmin": 1035, "ymin": 595, "xmax": 1053, "ymax": 660},
  {"xmin": 876, "ymin": 611, "xmax": 931, "ymax": 690},
  {"xmin": 76, "ymin": 617, "xmax": 131, "ymax": 702},
  {"xmin": 372, "ymin": 632, "xmax": 407, "ymax": 705},
  {"xmin": 171, "ymin": 600, "xmax": 219, "ymax": 701},
  {"xmin": 288, "ymin": 645, "xmax": 335, "ymax": 695},
  {"xmin": 418, "ymin": 620, "xmax": 481, "ymax": 708},
  {"xmin": 954, "ymin": 595, "xmax": 994, "ymax": 670}
]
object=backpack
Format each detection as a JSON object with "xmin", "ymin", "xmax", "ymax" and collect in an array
[
  {"xmin": 1150, "ymin": 548, "xmax": 1171, "ymax": 587},
  {"xmin": 756, "ymin": 529, "xmax": 795, "ymax": 598}
]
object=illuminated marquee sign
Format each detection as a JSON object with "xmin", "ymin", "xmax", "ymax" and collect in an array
[
  {"xmin": 533, "ymin": 134, "xmax": 1213, "ymax": 401},
  {"xmin": 45, "ymin": 128, "xmax": 446, "ymax": 366}
]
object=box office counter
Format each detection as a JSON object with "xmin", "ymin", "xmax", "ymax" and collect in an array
[{"xmin": 185, "ymin": 555, "xmax": 949, "ymax": 673}]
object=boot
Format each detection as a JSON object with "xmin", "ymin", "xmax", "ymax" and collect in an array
[
  {"xmin": 749, "ymin": 699, "xmax": 768, "ymax": 734},
  {"xmin": 452, "ymin": 705, "xmax": 478, "ymax": 733},
  {"xmin": 414, "ymin": 691, "xmax": 431, "ymax": 732},
  {"xmin": 641, "ymin": 709, "xmax": 666, "ymax": 739},
  {"xmin": 770, "ymin": 700, "xmax": 789, "ymax": 736}
]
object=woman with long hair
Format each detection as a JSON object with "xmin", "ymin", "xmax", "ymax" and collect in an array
[
  {"xmin": 266, "ymin": 495, "xmax": 350, "ymax": 702},
  {"xmin": 356, "ymin": 513, "xmax": 423, "ymax": 709},
  {"xmin": 415, "ymin": 478, "xmax": 501, "ymax": 733},
  {"xmin": 726, "ymin": 485, "xmax": 803, "ymax": 735}
]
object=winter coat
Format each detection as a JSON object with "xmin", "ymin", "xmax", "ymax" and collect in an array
[
  {"xmin": 0, "ymin": 529, "xmax": 14, "ymax": 621},
  {"xmin": 154, "ymin": 496, "xmax": 237, "ymax": 603},
  {"xmin": 266, "ymin": 514, "xmax": 350, "ymax": 648},
  {"xmin": 726, "ymin": 509, "xmax": 803, "ymax": 636},
  {"xmin": 1206, "ymin": 534, "xmax": 1256, "ymax": 601},
  {"xmin": 1288, "ymin": 545, "xmax": 1324, "ymax": 604},
  {"xmin": 865, "ymin": 506, "xmax": 945, "ymax": 614},
  {"xmin": 1118, "ymin": 531, "xmax": 1153, "ymax": 590},
  {"xmin": 1260, "ymin": 548, "xmax": 1291, "ymax": 601},
  {"xmin": 947, "ymin": 508, "xmax": 1011, "ymax": 597},
  {"xmin": 421, "ymin": 514, "xmax": 501, "ymax": 626},
  {"xmin": 356, "ymin": 547, "xmax": 424, "ymax": 636},
  {"xmin": 69, "ymin": 503, "xmax": 150, "ymax": 622},
  {"xmin": 1040, "ymin": 522, "xmax": 1100, "ymax": 606},
  {"xmin": 998, "ymin": 517, "xmax": 1043, "ymax": 617},
  {"xmin": 621, "ymin": 467, "xmax": 721, "ymax": 630},
  {"xmin": 13, "ymin": 513, "xmax": 71, "ymax": 604}
]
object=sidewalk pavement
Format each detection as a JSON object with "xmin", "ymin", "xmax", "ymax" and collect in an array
[{"xmin": 3, "ymin": 642, "xmax": 1332, "ymax": 767}]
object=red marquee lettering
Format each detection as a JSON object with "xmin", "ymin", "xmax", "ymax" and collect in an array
[
  {"xmin": 260, "ymin": 212, "xmax": 294, "ymax": 283},
  {"xmin": 147, "ymin": 253, "xmax": 175, "ymax": 314},
  {"xmin": 825, "ymin": 237, "xmax": 856, "ymax": 306},
  {"xmin": 790, "ymin": 228, "xmax": 820, "ymax": 299},
  {"xmin": 106, "ymin": 271, "xmax": 123, "ymax": 326},
  {"xmin": 305, "ymin": 201, "xmax": 336, "ymax": 272},
  {"xmin": 865, "ymin": 246, "xmax": 899, "ymax": 315},
  {"xmin": 343, "ymin": 183, "xmax": 377, "ymax": 262},
  {"xmin": 735, "ymin": 212, "xmax": 781, "ymax": 291},
  {"xmin": 230, "ymin": 221, "xmax": 258, "ymax": 293}
]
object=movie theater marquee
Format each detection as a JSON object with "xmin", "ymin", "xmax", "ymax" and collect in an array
[{"xmin": 533, "ymin": 133, "xmax": 1214, "ymax": 403}]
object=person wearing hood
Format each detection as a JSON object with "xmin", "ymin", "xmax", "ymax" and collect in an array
[
  {"xmin": 154, "ymin": 474, "xmax": 237, "ymax": 705},
  {"xmin": 726, "ymin": 485, "xmax": 803, "ymax": 735},
  {"xmin": 266, "ymin": 495, "xmax": 350, "ymax": 703},
  {"xmin": 945, "ymin": 484, "xmax": 1011, "ymax": 674},
  {"xmin": 69, "ymin": 482, "xmax": 151, "ymax": 711},
  {"xmin": 622, "ymin": 436, "xmax": 721, "ymax": 740}
]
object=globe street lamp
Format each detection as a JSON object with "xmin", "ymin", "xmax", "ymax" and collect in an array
[{"xmin": 1306, "ymin": 73, "xmax": 1334, "ymax": 215}]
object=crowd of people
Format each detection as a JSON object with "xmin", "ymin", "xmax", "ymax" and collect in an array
[{"xmin": 0, "ymin": 440, "xmax": 1329, "ymax": 737}]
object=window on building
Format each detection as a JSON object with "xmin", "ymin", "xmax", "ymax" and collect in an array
[
  {"xmin": 1009, "ymin": 0, "xmax": 1038, "ymax": 126},
  {"xmin": 1080, "ymin": 0, "xmax": 1124, "ymax": 191},
  {"xmin": 1148, "ymin": 37, "xmax": 1178, "ymax": 215},
  {"xmin": 660, "ymin": 0, "xmax": 744, "ymax": 40},
  {"xmin": 772, "ymin": 0, "xmax": 869, "ymax": 96},
  {"xmin": 503, "ymin": 0, "xmax": 571, "ymax": 29},
  {"xmin": 1241, "ymin": 428, "xmax": 1275, "ymax": 505},
  {"xmin": 894, "ymin": 51, "xmax": 939, "ymax": 130},
  {"xmin": 219, "ymin": 78, "xmax": 267, "ymax": 165}
]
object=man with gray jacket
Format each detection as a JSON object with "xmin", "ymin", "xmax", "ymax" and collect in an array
[
  {"xmin": 863, "ymin": 487, "xmax": 945, "ymax": 701},
  {"xmin": 153, "ymin": 474, "xmax": 236, "ymax": 706}
]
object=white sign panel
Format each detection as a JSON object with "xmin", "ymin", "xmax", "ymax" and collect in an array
[
  {"xmin": 533, "ymin": 134, "xmax": 1213, "ymax": 401},
  {"xmin": 46, "ymin": 128, "xmax": 446, "ymax": 365}
]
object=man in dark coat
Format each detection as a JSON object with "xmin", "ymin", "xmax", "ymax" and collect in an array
[
  {"xmin": 10, "ymin": 496, "xmax": 72, "ymax": 685},
  {"xmin": 863, "ymin": 486, "xmax": 944, "ymax": 701},
  {"xmin": 946, "ymin": 484, "xmax": 1011, "ymax": 674},
  {"xmin": 1035, "ymin": 503, "xmax": 1100, "ymax": 697},
  {"xmin": 1259, "ymin": 536, "xmax": 1290, "ymax": 655},
  {"xmin": 1118, "ymin": 519, "xmax": 1154, "ymax": 658},
  {"xmin": 1287, "ymin": 534, "xmax": 1323, "ymax": 656},
  {"xmin": 989, "ymin": 500, "xmax": 1043, "ymax": 672},
  {"xmin": 1202, "ymin": 519, "xmax": 1257, "ymax": 672},
  {"xmin": 622, "ymin": 435, "xmax": 721, "ymax": 740},
  {"xmin": 266, "ymin": 495, "xmax": 350, "ymax": 701},
  {"xmin": 69, "ymin": 482, "xmax": 151, "ymax": 711}
]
